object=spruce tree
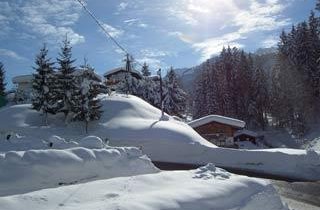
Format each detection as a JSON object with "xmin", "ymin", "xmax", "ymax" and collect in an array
[
  {"xmin": 32, "ymin": 44, "xmax": 57, "ymax": 124},
  {"xmin": 73, "ymin": 61, "xmax": 103, "ymax": 133},
  {"xmin": 0, "ymin": 62, "xmax": 6, "ymax": 96},
  {"xmin": 163, "ymin": 67, "xmax": 187, "ymax": 117},
  {"xmin": 56, "ymin": 36, "xmax": 77, "ymax": 120},
  {"xmin": 141, "ymin": 62, "xmax": 151, "ymax": 76}
]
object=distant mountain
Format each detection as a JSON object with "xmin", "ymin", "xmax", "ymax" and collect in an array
[{"xmin": 175, "ymin": 48, "xmax": 278, "ymax": 94}]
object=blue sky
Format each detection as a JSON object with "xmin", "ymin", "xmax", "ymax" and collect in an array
[{"xmin": 0, "ymin": 0, "xmax": 317, "ymax": 87}]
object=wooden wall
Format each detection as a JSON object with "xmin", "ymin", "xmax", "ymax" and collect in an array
[{"xmin": 194, "ymin": 122, "xmax": 239, "ymax": 137}]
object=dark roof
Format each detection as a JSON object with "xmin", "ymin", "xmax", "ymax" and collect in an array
[{"xmin": 104, "ymin": 67, "xmax": 143, "ymax": 80}]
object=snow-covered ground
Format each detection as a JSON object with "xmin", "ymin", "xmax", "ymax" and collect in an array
[
  {"xmin": 0, "ymin": 94, "xmax": 319, "ymax": 181},
  {"xmin": 0, "ymin": 163, "xmax": 288, "ymax": 210},
  {"xmin": 0, "ymin": 146, "xmax": 158, "ymax": 196}
]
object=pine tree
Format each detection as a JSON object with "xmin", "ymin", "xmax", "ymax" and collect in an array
[
  {"xmin": 0, "ymin": 62, "xmax": 6, "ymax": 96},
  {"xmin": 32, "ymin": 44, "xmax": 57, "ymax": 124},
  {"xmin": 141, "ymin": 62, "xmax": 151, "ymax": 76},
  {"xmin": 163, "ymin": 67, "xmax": 187, "ymax": 117},
  {"xmin": 72, "ymin": 61, "xmax": 103, "ymax": 133},
  {"xmin": 56, "ymin": 36, "xmax": 77, "ymax": 120},
  {"xmin": 316, "ymin": 0, "xmax": 320, "ymax": 11}
]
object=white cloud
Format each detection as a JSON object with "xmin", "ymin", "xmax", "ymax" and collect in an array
[
  {"xmin": 0, "ymin": 2, "xmax": 14, "ymax": 37},
  {"xmin": 1, "ymin": 0, "xmax": 85, "ymax": 45},
  {"xmin": 168, "ymin": 0, "xmax": 291, "ymax": 60},
  {"xmin": 192, "ymin": 32, "xmax": 245, "ymax": 61},
  {"xmin": 0, "ymin": 49, "xmax": 26, "ymax": 60},
  {"xmin": 234, "ymin": 0, "xmax": 290, "ymax": 34},
  {"xmin": 136, "ymin": 57, "xmax": 162, "ymax": 68},
  {"xmin": 168, "ymin": 31, "xmax": 194, "ymax": 43},
  {"xmin": 123, "ymin": 18, "xmax": 148, "ymax": 28},
  {"xmin": 118, "ymin": 2, "xmax": 129, "ymax": 11},
  {"xmin": 140, "ymin": 49, "xmax": 171, "ymax": 58},
  {"xmin": 261, "ymin": 36, "xmax": 279, "ymax": 48},
  {"xmin": 101, "ymin": 23, "xmax": 124, "ymax": 38}
]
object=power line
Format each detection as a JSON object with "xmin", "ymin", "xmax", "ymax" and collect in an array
[
  {"xmin": 75, "ymin": 0, "xmax": 129, "ymax": 55},
  {"xmin": 75, "ymin": 0, "xmax": 156, "ymax": 71}
]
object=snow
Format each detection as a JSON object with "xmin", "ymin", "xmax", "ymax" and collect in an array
[
  {"xmin": 234, "ymin": 129, "xmax": 260, "ymax": 138},
  {"xmin": 78, "ymin": 136, "xmax": 104, "ymax": 149},
  {"xmin": 0, "ymin": 163, "xmax": 288, "ymax": 210},
  {"xmin": 0, "ymin": 146, "xmax": 158, "ymax": 196},
  {"xmin": 0, "ymin": 94, "xmax": 319, "ymax": 181},
  {"xmin": 188, "ymin": 114, "xmax": 246, "ymax": 129}
]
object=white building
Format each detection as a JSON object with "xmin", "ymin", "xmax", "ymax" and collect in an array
[{"xmin": 12, "ymin": 75, "xmax": 33, "ymax": 103}]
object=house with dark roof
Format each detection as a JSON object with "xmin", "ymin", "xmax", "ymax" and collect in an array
[{"xmin": 103, "ymin": 67, "xmax": 143, "ymax": 87}]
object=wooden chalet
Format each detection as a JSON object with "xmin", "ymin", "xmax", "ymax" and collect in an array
[
  {"xmin": 188, "ymin": 115, "xmax": 245, "ymax": 147},
  {"xmin": 234, "ymin": 129, "xmax": 263, "ymax": 145},
  {"xmin": 103, "ymin": 67, "xmax": 143, "ymax": 87}
]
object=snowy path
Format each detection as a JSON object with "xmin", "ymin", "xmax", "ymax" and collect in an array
[
  {"xmin": 272, "ymin": 181, "xmax": 320, "ymax": 209},
  {"xmin": 0, "ymin": 166, "xmax": 288, "ymax": 210}
]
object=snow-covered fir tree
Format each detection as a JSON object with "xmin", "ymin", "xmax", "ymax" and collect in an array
[
  {"xmin": 56, "ymin": 36, "xmax": 77, "ymax": 120},
  {"xmin": 72, "ymin": 61, "xmax": 103, "ymax": 133},
  {"xmin": 163, "ymin": 67, "xmax": 187, "ymax": 117},
  {"xmin": 31, "ymin": 44, "xmax": 57, "ymax": 124},
  {"xmin": 141, "ymin": 62, "xmax": 151, "ymax": 76},
  {"xmin": 114, "ymin": 73, "xmax": 143, "ymax": 97},
  {"xmin": 0, "ymin": 62, "xmax": 6, "ymax": 96}
]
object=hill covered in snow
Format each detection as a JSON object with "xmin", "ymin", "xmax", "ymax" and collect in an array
[{"xmin": 0, "ymin": 94, "xmax": 319, "ymax": 181}]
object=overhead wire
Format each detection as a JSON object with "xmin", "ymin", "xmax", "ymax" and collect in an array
[{"xmin": 75, "ymin": 0, "xmax": 146, "ymax": 69}]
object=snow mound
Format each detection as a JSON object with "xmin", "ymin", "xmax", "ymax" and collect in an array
[
  {"xmin": 0, "ymin": 94, "xmax": 216, "ymax": 152},
  {"xmin": 0, "ymin": 168, "xmax": 288, "ymax": 210},
  {"xmin": 78, "ymin": 136, "xmax": 104, "ymax": 149},
  {"xmin": 193, "ymin": 163, "xmax": 231, "ymax": 180},
  {"xmin": 0, "ymin": 146, "xmax": 159, "ymax": 196},
  {"xmin": 46, "ymin": 135, "xmax": 79, "ymax": 149}
]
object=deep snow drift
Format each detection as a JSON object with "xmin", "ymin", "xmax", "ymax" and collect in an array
[
  {"xmin": 0, "ymin": 164, "xmax": 288, "ymax": 210},
  {"xmin": 0, "ymin": 94, "xmax": 319, "ymax": 180},
  {"xmin": 0, "ymin": 146, "xmax": 158, "ymax": 196}
]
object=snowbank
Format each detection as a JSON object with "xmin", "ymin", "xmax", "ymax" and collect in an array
[
  {"xmin": 0, "ymin": 164, "xmax": 288, "ymax": 210},
  {"xmin": 0, "ymin": 94, "xmax": 215, "ymax": 152},
  {"xmin": 0, "ymin": 146, "xmax": 159, "ymax": 196},
  {"xmin": 0, "ymin": 94, "xmax": 319, "ymax": 181}
]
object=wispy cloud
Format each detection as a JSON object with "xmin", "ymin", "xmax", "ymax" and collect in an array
[
  {"xmin": 169, "ymin": 0, "xmax": 291, "ymax": 60},
  {"xmin": 1, "ymin": 0, "xmax": 85, "ymax": 45},
  {"xmin": 118, "ymin": 2, "xmax": 129, "ymax": 11},
  {"xmin": 100, "ymin": 23, "xmax": 124, "ymax": 38},
  {"xmin": 136, "ymin": 48, "xmax": 172, "ymax": 68},
  {"xmin": 123, "ymin": 18, "xmax": 148, "ymax": 28},
  {"xmin": 261, "ymin": 35, "xmax": 279, "ymax": 48},
  {"xmin": 0, "ymin": 49, "xmax": 27, "ymax": 60},
  {"xmin": 193, "ymin": 32, "xmax": 245, "ymax": 61}
]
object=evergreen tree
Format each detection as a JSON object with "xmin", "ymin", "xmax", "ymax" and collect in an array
[
  {"xmin": 32, "ymin": 44, "xmax": 57, "ymax": 124},
  {"xmin": 72, "ymin": 61, "xmax": 103, "ymax": 133},
  {"xmin": 141, "ymin": 62, "xmax": 151, "ymax": 76},
  {"xmin": 56, "ymin": 36, "xmax": 77, "ymax": 120},
  {"xmin": 250, "ymin": 60, "xmax": 269, "ymax": 129},
  {"xmin": 0, "ymin": 62, "xmax": 6, "ymax": 96},
  {"xmin": 163, "ymin": 67, "xmax": 187, "ymax": 117}
]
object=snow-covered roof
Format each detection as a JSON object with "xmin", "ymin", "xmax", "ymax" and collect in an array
[
  {"xmin": 234, "ymin": 129, "xmax": 259, "ymax": 138},
  {"xmin": 103, "ymin": 67, "xmax": 142, "ymax": 79},
  {"xmin": 147, "ymin": 75, "xmax": 160, "ymax": 81},
  {"xmin": 188, "ymin": 115, "xmax": 246, "ymax": 128},
  {"xmin": 12, "ymin": 75, "xmax": 34, "ymax": 84}
]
